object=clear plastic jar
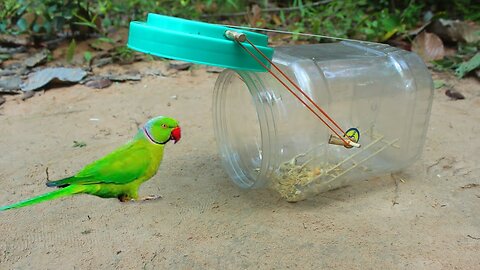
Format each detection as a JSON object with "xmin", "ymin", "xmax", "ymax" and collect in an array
[{"xmin": 213, "ymin": 41, "xmax": 434, "ymax": 202}]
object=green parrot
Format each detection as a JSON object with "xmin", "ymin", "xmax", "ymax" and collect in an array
[{"xmin": 0, "ymin": 116, "xmax": 181, "ymax": 211}]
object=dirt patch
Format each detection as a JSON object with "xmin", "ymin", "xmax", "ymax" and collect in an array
[{"xmin": 0, "ymin": 62, "xmax": 479, "ymax": 269}]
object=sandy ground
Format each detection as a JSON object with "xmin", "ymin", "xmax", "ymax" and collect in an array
[{"xmin": 0, "ymin": 61, "xmax": 479, "ymax": 269}]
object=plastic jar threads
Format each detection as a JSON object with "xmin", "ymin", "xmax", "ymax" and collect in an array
[{"xmin": 213, "ymin": 41, "xmax": 434, "ymax": 202}]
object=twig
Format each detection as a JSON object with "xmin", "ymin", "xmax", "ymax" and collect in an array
[
  {"xmin": 467, "ymin": 235, "xmax": 480, "ymax": 240},
  {"xmin": 461, "ymin": 183, "xmax": 479, "ymax": 189},
  {"xmin": 202, "ymin": 0, "xmax": 334, "ymax": 18},
  {"xmin": 426, "ymin": 157, "xmax": 446, "ymax": 173},
  {"xmin": 391, "ymin": 173, "xmax": 400, "ymax": 206},
  {"xmin": 45, "ymin": 167, "xmax": 50, "ymax": 181}
]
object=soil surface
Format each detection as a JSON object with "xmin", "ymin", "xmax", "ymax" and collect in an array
[{"xmin": 0, "ymin": 61, "xmax": 479, "ymax": 269}]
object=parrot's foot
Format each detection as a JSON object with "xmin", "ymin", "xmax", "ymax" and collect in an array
[
  {"xmin": 138, "ymin": 195, "xmax": 163, "ymax": 202},
  {"xmin": 118, "ymin": 194, "xmax": 132, "ymax": 202}
]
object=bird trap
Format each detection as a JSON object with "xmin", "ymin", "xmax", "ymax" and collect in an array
[{"xmin": 273, "ymin": 130, "xmax": 399, "ymax": 202}]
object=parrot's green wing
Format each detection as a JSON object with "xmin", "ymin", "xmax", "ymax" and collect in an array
[{"xmin": 48, "ymin": 142, "xmax": 151, "ymax": 187}]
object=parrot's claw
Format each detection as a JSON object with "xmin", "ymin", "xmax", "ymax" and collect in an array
[{"xmin": 140, "ymin": 194, "xmax": 162, "ymax": 201}]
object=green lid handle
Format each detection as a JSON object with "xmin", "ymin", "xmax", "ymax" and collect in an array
[{"xmin": 128, "ymin": 13, "xmax": 273, "ymax": 72}]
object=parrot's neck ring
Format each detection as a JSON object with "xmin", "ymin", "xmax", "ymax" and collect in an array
[{"xmin": 143, "ymin": 127, "xmax": 169, "ymax": 145}]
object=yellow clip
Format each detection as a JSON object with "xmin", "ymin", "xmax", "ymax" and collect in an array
[{"xmin": 328, "ymin": 128, "xmax": 361, "ymax": 148}]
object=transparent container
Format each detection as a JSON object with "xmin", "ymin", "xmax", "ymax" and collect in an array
[{"xmin": 213, "ymin": 42, "xmax": 434, "ymax": 202}]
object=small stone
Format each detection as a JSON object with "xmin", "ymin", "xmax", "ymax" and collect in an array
[
  {"xmin": 85, "ymin": 78, "xmax": 112, "ymax": 89},
  {"xmin": 20, "ymin": 67, "xmax": 87, "ymax": 91},
  {"xmin": 141, "ymin": 68, "xmax": 163, "ymax": 76},
  {"xmin": 24, "ymin": 50, "xmax": 49, "ymax": 68},
  {"xmin": 0, "ymin": 76, "xmax": 22, "ymax": 92},
  {"xmin": 107, "ymin": 71, "xmax": 141, "ymax": 82},
  {"xmin": 21, "ymin": 91, "xmax": 35, "ymax": 101},
  {"xmin": 169, "ymin": 60, "xmax": 192, "ymax": 71},
  {"xmin": 92, "ymin": 57, "xmax": 113, "ymax": 68},
  {"xmin": 206, "ymin": 66, "xmax": 224, "ymax": 73}
]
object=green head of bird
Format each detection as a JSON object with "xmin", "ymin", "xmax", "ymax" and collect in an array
[{"xmin": 143, "ymin": 116, "xmax": 181, "ymax": 145}]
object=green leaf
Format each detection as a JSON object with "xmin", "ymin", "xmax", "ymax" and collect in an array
[
  {"xmin": 226, "ymin": 0, "xmax": 238, "ymax": 8},
  {"xmin": 16, "ymin": 4, "xmax": 28, "ymax": 16},
  {"xmin": 455, "ymin": 53, "xmax": 480, "ymax": 78},
  {"xmin": 0, "ymin": 54, "xmax": 11, "ymax": 61},
  {"xmin": 16, "ymin": 18, "xmax": 28, "ymax": 32},
  {"xmin": 63, "ymin": 9, "xmax": 73, "ymax": 20},
  {"xmin": 73, "ymin": 21, "xmax": 97, "ymax": 29},
  {"xmin": 96, "ymin": 37, "xmax": 114, "ymax": 44},
  {"xmin": 53, "ymin": 16, "xmax": 65, "ymax": 31},
  {"xmin": 32, "ymin": 23, "xmax": 41, "ymax": 33},
  {"xmin": 102, "ymin": 17, "xmax": 112, "ymax": 28},
  {"xmin": 47, "ymin": 5, "xmax": 57, "ymax": 15},
  {"xmin": 379, "ymin": 10, "xmax": 400, "ymax": 31},
  {"xmin": 84, "ymin": 51, "xmax": 92, "ymax": 65},
  {"xmin": 458, "ymin": 43, "xmax": 478, "ymax": 56},
  {"xmin": 66, "ymin": 39, "xmax": 76, "ymax": 63},
  {"xmin": 381, "ymin": 28, "xmax": 398, "ymax": 42},
  {"xmin": 47, "ymin": 52, "xmax": 53, "ymax": 62},
  {"xmin": 432, "ymin": 56, "xmax": 463, "ymax": 71},
  {"xmin": 42, "ymin": 21, "xmax": 51, "ymax": 33},
  {"xmin": 73, "ymin": 11, "xmax": 99, "ymax": 32},
  {"xmin": 433, "ymin": 80, "xmax": 446, "ymax": 89}
]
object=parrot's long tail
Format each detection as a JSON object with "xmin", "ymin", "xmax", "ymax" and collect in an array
[{"xmin": 0, "ymin": 185, "xmax": 86, "ymax": 211}]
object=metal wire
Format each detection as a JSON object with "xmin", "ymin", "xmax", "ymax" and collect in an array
[{"xmin": 223, "ymin": 24, "xmax": 380, "ymax": 45}]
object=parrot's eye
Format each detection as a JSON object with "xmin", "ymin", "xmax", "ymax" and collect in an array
[{"xmin": 161, "ymin": 124, "xmax": 168, "ymax": 128}]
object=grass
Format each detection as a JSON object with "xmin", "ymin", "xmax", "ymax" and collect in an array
[{"xmin": 0, "ymin": 0, "xmax": 478, "ymax": 77}]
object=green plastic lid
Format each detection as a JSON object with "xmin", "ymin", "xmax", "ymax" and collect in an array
[{"xmin": 127, "ymin": 13, "xmax": 273, "ymax": 72}]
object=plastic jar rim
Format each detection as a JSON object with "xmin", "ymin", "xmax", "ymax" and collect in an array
[{"xmin": 213, "ymin": 69, "xmax": 275, "ymax": 188}]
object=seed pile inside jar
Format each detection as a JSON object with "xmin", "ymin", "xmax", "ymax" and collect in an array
[{"xmin": 272, "ymin": 155, "xmax": 343, "ymax": 202}]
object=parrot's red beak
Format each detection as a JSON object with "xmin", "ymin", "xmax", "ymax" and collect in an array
[{"xmin": 171, "ymin": 126, "xmax": 181, "ymax": 144}]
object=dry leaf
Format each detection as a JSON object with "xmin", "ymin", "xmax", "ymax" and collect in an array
[
  {"xmin": 66, "ymin": 39, "xmax": 76, "ymax": 64},
  {"xmin": 248, "ymin": 4, "xmax": 265, "ymax": 27},
  {"xmin": 445, "ymin": 89, "xmax": 465, "ymax": 100},
  {"xmin": 412, "ymin": 31, "xmax": 445, "ymax": 62},
  {"xmin": 428, "ymin": 19, "xmax": 480, "ymax": 44},
  {"xmin": 271, "ymin": 14, "xmax": 282, "ymax": 26}
]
